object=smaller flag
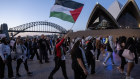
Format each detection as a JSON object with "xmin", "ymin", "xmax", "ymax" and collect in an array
[{"xmin": 50, "ymin": 0, "xmax": 84, "ymax": 23}]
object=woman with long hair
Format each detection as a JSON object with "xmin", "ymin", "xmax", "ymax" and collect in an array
[
  {"xmin": 124, "ymin": 37, "xmax": 138, "ymax": 79},
  {"xmin": 85, "ymin": 36, "xmax": 95, "ymax": 74},
  {"xmin": 0, "ymin": 38, "xmax": 15, "ymax": 79},
  {"xmin": 117, "ymin": 36, "xmax": 127, "ymax": 73},
  {"xmin": 96, "ymin": 37, "xmax": 101, "ymax": 61},
  {"xmin": 15, "ymin": 39, "xmax": 32, "ymax": 77},
  {"xmin": 71, "ymin": 38, "xmax": 89, "ymax": 79}
]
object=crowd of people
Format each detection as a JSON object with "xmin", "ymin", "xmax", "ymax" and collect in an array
[{"xmin": 0, "ymin": 33, "xmax": 140, "ymax": 79}]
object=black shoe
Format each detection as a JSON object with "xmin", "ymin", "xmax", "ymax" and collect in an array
[
  {"xmin": 27, "ymin": 72, "xmax": 33, "ymax": 76},
  {"xmin": 16, "ymin": 74, "xmax": 21, "ymax": 77},
  {"xmin": 48, "ymin": 76, "xmax": 53, "ymax": 79}
]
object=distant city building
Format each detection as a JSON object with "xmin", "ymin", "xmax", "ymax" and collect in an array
[
  {"xmin": 87, "ymin": 0, "xmax": 140, "ymax": 30},
  {"xmin": 1, "ymin": 23, "xmax": 9, "ymax": 39}
]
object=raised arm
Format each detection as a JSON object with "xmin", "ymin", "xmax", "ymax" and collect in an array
[
  {"xmin": 56, "ymin": 32, "xmax": 71, "ymax": 48},
  {"xmin": 56, "ymin": 38, "xmax": 65, "ymax": 48}
]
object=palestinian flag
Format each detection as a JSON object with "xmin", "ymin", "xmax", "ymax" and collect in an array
[{"xmin": 50, "ymin": 0, "xmax": 84, "ymax": 23}]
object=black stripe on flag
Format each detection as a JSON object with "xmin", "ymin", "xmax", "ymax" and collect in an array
[{"xmin": 55, "ymin": 0, "xmax": 84, "ymax": 9}]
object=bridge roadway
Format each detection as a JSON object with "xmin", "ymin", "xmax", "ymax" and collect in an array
[
  {"xmin": 7, "ymin": 30, "xmax": 64, "ymax": 33},
  {"xmin": 4, "ymin": 52, "xmax": 140, "ymax": 79}
]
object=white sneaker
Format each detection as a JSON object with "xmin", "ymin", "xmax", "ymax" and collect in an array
[
  {"xmin": 126, "ymin": 76, "xmax": 134, "ymax": 79},
  {"xmin": 103, "ymin": 62, "xmax": 107, "ymax": 66}
]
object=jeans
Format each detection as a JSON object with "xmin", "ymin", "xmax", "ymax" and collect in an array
[
  {"xmin": 26, "ymin": 49, "xmax": 30, "ymax": 59},
  {"xmin": 104, "ymin": 51, "xmax": 114, "ymax": 64}
]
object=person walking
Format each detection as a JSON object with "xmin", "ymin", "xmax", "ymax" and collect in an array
[
  {"xmin": 0, "ymin": 38, "xmax": 15, "ymax": 79},
  {"xmin": 30, "ymin": 38, "xmax": 40, "ymax": 60},
  {"xmin": 124, "ymin": 37, "xmax": 138, "ymax": 79},
  {"xmin": 15, "ymin": 39, "xmax": 32, "ymax": 77},
  {"xmin": 38, "ymin": 34, "xmax": 50, "ymax": 63},
  {"xmin": 85, "ymin": 36, "xmax": 95, "ymax": 74},
  {"xmin": 96, "ymin": 37, "xmax": 101, "ymax": 61},
  {"xmin": 103, "ymin": 36, "xmax": 115, "ymax": 66},
  {"xmin": 24, "ymin": 37, "xmax": 32, "ymax": 59},
  {"xmin": 117, "ymin": 36, "xmax": 127, "ymax": 73},
  {"xmin": 71, "ymin": 37, "xmax": 89, "ymax": 79},
  {"xmin": 48, "ymin": 34, "xmax": 69, "ymax": 79}
]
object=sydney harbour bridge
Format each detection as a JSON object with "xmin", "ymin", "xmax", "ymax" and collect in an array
[{"xmin": 0, "ymin": 21, "xmax": 67, "ymax": 37}]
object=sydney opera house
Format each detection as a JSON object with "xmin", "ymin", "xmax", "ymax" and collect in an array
[
  {"xmin": 86, "ymin": 0, "xmax": 140, "ymax": 30},
  {"xmin": 70, "ymin": 0, "xmax": 140, "ymax": 39}
]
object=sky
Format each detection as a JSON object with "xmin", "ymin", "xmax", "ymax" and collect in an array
[{"xmin": 0, "ymin": 0, "xmax": 140, "ymax": 32}]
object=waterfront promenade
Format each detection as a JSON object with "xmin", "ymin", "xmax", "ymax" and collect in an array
[{"xmin": 4, "ymin": 53, "xmax": 140, "ymax": 79}]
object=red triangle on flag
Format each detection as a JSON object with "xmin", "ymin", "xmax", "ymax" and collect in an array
[{"xmin": 70, "ymin": 6, "xmax": 83, "ymax": 22}]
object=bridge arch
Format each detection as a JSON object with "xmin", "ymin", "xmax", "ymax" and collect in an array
[{"xmin": 9, "ymin": 21, "xmax": 67, "ymax": 36}]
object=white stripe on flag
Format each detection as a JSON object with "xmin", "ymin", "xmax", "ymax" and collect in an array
[{"xmin": 50, "ymin": 5, "xmax": 74, "ymax": 15}]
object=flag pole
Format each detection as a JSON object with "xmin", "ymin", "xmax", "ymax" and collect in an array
[
  {"xmin": 66, "ymin": 22, "xmax": 75, "ymax": 35},
  {"xmin": 70, "ymin": 23, "xmax": 75, "ymax": 30}
]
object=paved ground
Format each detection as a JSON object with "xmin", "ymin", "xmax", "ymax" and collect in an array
[{"xmin": 4, "ymin": 52, "xmax": 140, "ymax": 79}]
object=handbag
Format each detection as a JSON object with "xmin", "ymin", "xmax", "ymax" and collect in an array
[{"xmin": 122, "ymin": 46, "xmax": 135, "ymax": 60}]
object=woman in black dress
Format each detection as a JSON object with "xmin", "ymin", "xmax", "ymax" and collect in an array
[{"xmin": 71, "ymin": 38, "xmax": 89, "ymax": 79}]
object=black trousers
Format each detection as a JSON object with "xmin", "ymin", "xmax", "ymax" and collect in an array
[
  {"xmin": 0, "ymin": 56, "xmax": 14, "ymax": 78},
  {"xmin": 137, "ymin": 49, "xmax": 140, "ymax": 57},
  {"xmin": 49, "ymin": 58, "xmax": 68, "ymax": 79},
  {"xmin": 88, "ymin": 56, "xmax": 95, "ymax": 74},
  {"xmin": 119, "ymin": 50, "xmax": 127, "ymax": 70},
  {"xmin": 73, "ymin": 69, "xmax": 87, "ymax": 79},
  {"xmin": 97, "ymin": 49, "xmax": 101, "ymax": 60},
  {"xmin": 16, "ymin": 59, "xmax": 29, "ymax": 74},
  {"xmin": 39, "ymin": 49, "xmax": 48, "ymax": 63},
  {"xmin": 30, "ymin": 49, "xmax": 40, "ymax": 60}
]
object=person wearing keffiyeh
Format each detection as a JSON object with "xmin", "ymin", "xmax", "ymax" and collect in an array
[
  {"xmin": 48, "ymin": 34, "xmax": 69, "ymax": 79},
  {"xmin": 71, "ymin": 37, "xmax": 89, "ymax": 79}
]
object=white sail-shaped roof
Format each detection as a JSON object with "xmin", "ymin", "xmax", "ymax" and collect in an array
[
  {"xmin": 86, "ymin": 3, "xmax": 119, "ymax": 29},
  {"xmin": 108, "ymin": 0, "xmax": 123, "ymax": 19}
]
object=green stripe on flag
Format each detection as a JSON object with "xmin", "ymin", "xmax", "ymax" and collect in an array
[{"xmin": 50, "ymin": 12, "xmax": 75, "ymax": 23}]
